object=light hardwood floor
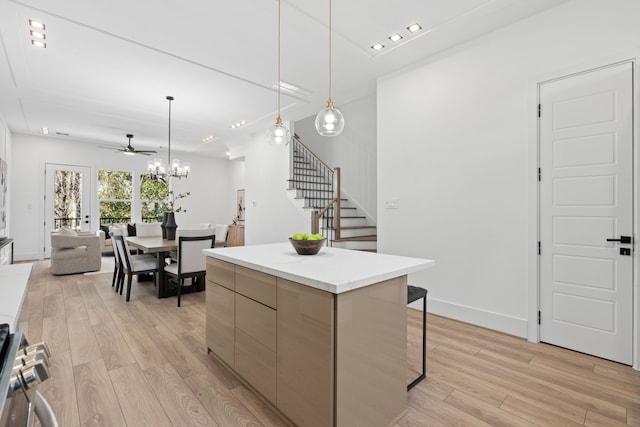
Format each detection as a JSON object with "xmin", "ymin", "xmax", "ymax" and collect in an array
[{"xmin": 19, "ymin": 260, "xmax": 640, "ymax": 426}]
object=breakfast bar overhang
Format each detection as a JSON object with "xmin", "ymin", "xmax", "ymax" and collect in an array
[{"xmin": 203, "ymin": 243, "xmax": 434, "ymax": 427}]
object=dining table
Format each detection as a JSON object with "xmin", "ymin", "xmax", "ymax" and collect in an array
[{"xmin": 125, "ymin": 236, "xmax": 179, "ymax": 298}]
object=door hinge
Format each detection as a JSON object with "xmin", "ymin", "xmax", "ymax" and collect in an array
[
  {"xmin": 538, "ymin": 241, "xmax": 541, "ymax": 255},
  {"xmin": 538, "ymin": 168, "xmax": 541, "ymax": 182},
  {"xmin": 538, "ymin": 104, "xmax": 541, "ymax": 118},
  {"xmin": 538, "ymin": 310, "xmax": 541, "ymax": 325}
]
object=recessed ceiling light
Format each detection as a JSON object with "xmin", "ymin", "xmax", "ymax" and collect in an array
[
  {"xmin": 225, "ymin": 151, "xmax": 231, "ymax": 156},
  {"xmin": 202, "ymin": 135, "xmax": 215, "ymax": 142},
  {"xmin": 30, "ymin": 30, "xmax": 45, "ymax": 40},
  {"xmin": 388, "ymin": 33, "xmax": 402, "ymax": 42},
  {"xmin": 31, "ymin": 40, "xmax": 46, "ymax": 48},
  {"xmin": 29, "ymin": 20, "xmax": 45, "ymax": 30},
  {"xmin": 41, "ymin": 127, "xmax": 49, "ymax": 135},
  {"xmin": 371, "ymin": 43, "xmax": 385, "ymax": 51},
  {"xmin": 231, "ymin": 120, "xmax": 247, "ymax": 129},
  {"xmin": 407, "ymin": 23, "xmax": 422, "ymax": 33}
]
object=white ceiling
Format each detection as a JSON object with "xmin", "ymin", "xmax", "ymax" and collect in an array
[{"xmin": 0, "ymin": 0, "xmax": 567, "ymax": 158}]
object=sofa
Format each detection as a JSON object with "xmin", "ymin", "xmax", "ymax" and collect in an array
[
  {"xmin": 50, "ymin": 232, "xmax": 101, "ymax": 275},
  {"xmin": 97, "ymin": 223, "xmax": 136, "ymax": 255}
]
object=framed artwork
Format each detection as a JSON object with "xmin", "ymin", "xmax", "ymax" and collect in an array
[{"xmin": 237, "ymin": 189, "xmax": 245, "ymax": 222}]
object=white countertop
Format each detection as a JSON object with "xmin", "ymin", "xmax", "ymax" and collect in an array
[
  {"xmin": 203, "ymin": 243, "xmax": 434, "ymax": 294},
  {"xmin": 0, "ymin": 263, "xmax": 33, "ymax": 331}
]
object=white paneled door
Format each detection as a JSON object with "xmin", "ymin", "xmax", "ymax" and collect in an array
[{"xmin": 539, "ymin": 61, "xmax": 633, "ymax": 365}]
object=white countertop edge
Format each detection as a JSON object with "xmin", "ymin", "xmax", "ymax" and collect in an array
[
  {"xmin": 0, "ymin": 263, "xmax": 34, "ymax": 331},
  {"xmin": 203, "ymin": 244, "xmax": 434, "ymax": 294}
]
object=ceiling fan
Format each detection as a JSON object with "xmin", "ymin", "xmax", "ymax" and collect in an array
[{"xmin": 117, "ymin": 134, "xmax": 157, "ymax": 156}]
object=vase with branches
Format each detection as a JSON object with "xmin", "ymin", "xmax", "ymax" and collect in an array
[{"xmin": 162, "ymin": 191, "xmax": 190, "ymax": 239}]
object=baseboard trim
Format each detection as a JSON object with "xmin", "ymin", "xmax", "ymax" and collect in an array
[
  {"xmin": 410, "ymin": 297, "xmax": 528, "ymax": 338},
  {"xmin": 14, "ymin": 252, "xmax": 42, "ymax": 262}
]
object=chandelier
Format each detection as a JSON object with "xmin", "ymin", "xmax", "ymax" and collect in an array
[{"xmin": 147, "ymin": 96, "xmax": 190, "ymax": 179}]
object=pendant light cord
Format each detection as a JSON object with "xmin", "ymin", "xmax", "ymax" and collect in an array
[
  {"xmin": 167, "ymin": 96, "xmax": 172, "ymax": 167},
  {"xmin": 328, "ymin": 0, "xmax": 332, "ymax": 102},
  {"xmin": 277, "ymin": 0, "xmax": 281, "ymax": 120}
]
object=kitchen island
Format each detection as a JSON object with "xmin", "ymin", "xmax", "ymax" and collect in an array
[{"xmin": 203, "ymin": 243, "xmax": 434, "ymax": 427}]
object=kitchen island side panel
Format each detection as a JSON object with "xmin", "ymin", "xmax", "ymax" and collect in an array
[{"xmin": 335, "ymin": 275, "xmax": 408, "ymax": 426}]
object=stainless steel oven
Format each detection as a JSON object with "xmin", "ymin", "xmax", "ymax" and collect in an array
[{"xmin": 0, "ymin": 325, "xmax": 51, "ymax": 427}]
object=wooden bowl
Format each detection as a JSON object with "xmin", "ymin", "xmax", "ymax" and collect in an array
[{"xmin": 289, "ymin": 237, "xmax": 325, "ymax": 255}]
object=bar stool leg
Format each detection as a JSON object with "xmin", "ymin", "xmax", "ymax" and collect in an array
[{"xmin": 408, "ymin": 292, "xmax": 426, "ymax": 391}]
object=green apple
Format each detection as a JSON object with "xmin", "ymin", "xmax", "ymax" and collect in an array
[
  {"xmin": 292, "ymin": 233, "xmax": 305, "ymax": 241},
  {"xmin": 313, "ymin": 233, "xmax": 325, "ymax": 240}
]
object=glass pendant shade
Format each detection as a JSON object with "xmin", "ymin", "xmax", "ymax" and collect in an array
[
  {"xmin": 315, "ymin": 99, "xmax": 344, "ymax": 136},
  {"xmin": 267, "ymin": 117, "xmax": 291, "ymax": 145}
]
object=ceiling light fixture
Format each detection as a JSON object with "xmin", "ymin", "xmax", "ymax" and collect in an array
[
  {"xmin": 41, "ymin": 127, "xmax": 49, "ymax": 135},
  {"xmin": 28, "ymin": 20, "xmax": 45, "ymax": 30},
  {"xmin": 407, "ymin": 23, "xmax": 422, "ymax": 33},
  {"xmin": 148, "ymin": 96, "xmax": 190, "ymax": 179},
  {"xmin": 29, "ymin": 20, "xmax": 47, "ymax": 48},
  {"xmin": 315, "ymin": 0, "xmax": 344, "ymax": 137},
  {"xmin": 371, "ymin": 43, "xmax": 385, "ymax": 51},
  {"xmin": 388, "ymin": 33, "xmax": 403, "ymax": 42},
  {"xmin": 201, "ymin": 135, "xmax": 215, "ymax": 142},
  {"xmin": 231, "ymin": 120, "xmax": 247, "ymax": 129},
  {"xmin": 266, "ymin": 0, "xmax": 291, "ymax": 145}
]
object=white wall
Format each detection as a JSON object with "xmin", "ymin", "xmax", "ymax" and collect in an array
[
  {"xmin": 10, "ymin": 133, "xmax": 232, "ymax": 260},
  {"xmin": 294, "ymin": 94, "xmax": 377, "ymax": 220},
  {"xmin": 378, "ymin": 0, "xmax": 640, "ymax": 338},
  {"xmin": 230, "ymin": 131, "xmax": 308, "ymax": 245}
]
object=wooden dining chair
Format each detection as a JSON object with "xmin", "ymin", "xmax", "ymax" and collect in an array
[
  {"xmin": 165, "ymin": 229, "xmax": 215, "ymax": 306},
  {"xmin": 112, "ymin": 234, "xmax": 158, "ymax": 301}
]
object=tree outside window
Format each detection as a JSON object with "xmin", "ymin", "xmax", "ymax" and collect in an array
[
  {"xmin": 98, "ymin": 170, "xmax": 132, "ymax": 224},
  {"xmin": 140, "ymin": 174, "xmax": 169, "ymax": 222}
]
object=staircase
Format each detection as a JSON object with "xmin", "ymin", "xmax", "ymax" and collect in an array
[{"xmin": 287, "ymin": 135, "xmax": 377, "ymax": 252}]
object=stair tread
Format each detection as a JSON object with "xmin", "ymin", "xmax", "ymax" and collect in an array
[
  {"xmin": 333, "ymin": 235, "xmax": 377, "ymax": 242},
  {"xmin": 338, "ymin": 225, "xmax": 377, "ymax": 230}
]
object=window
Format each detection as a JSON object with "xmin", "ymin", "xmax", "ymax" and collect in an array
[
  {"xmin": 140, "ymin": 174, "xmax": 169, "ymax": 223},
  {"xmin": 98, "ymin": 170, "xmax": 132, "ymax": 224}
]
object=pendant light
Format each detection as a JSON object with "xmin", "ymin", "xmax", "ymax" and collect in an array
[
  {"xmin": 148, "ymin": 96, "xmax": 190, "ymax": 178},
  {"xmin": 315, "ymin": 0, "xmax": 344, "ymax": 137},
  {"xmin": 266, "ymin": 0, "xmax": 291, "ymax": 145}
]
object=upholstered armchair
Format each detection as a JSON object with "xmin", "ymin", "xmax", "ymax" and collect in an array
[
  {"xmin": 97, "ymin": 229, "xmax": 114, "ymax": 255},
  {"xmin": 50, "ymin": 233, "xmax": 101, "ymax": 275}
]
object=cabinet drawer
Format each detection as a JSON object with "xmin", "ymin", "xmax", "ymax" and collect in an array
[
  {"xmin": 235, "ymin": 294, "xmax": 276, "ymax": 351},
  {"xmin": 236, "ymin": 266, "xmax": 277, "ymax": 309},
  {"xmin": 206, "ymin": 258, "xmax": 235, "ymax": 291},
  {"xmin": 235, "ymin": 328, "xmax": 276, "ymax": 404},
  {"xmin": 206, "ymin": 281, "xmax": 235, "ymax": 367},
  {"xmin": 235, "ymin": 293, "xmax": 277, "ymax": 404}
]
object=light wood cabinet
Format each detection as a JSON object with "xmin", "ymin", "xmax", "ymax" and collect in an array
[
  {"xmin": 205, "ymin": 258, "xmax": 236, "ymax": 367},
  {"xmin": 277, "ymin": 278, "xmax": 334, "ymax": 427},
  {"xmin": 235, "ymin": 294, "xmax": 277, "ymax": 403},
  {"xmin": 205, "ymin": 258, "xmax": 407, "ymax": 427},
  {"xmin": 205, "ymin": 281, "xmax": 235, "ymax": 367},
  {"xmin": 226, "ymin": 224, "xmax": 244, "ymax": 247}
]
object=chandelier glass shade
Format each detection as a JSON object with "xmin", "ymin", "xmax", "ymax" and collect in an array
[
  {"xmin": 147, "ymin": 96, "xmax": 190, "ymax": 179},
  {"xmin": 266, "ymin": 0, "xmax": 291, "ymax": 145},
  {"xmin": 315, "ymin": 0, "xmax": 344, "ymax": 137}
]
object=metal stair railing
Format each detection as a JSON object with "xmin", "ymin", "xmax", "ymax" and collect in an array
[{"xmin": 290, "ymin": 134, "xmax": 341, "ymax": 244}]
